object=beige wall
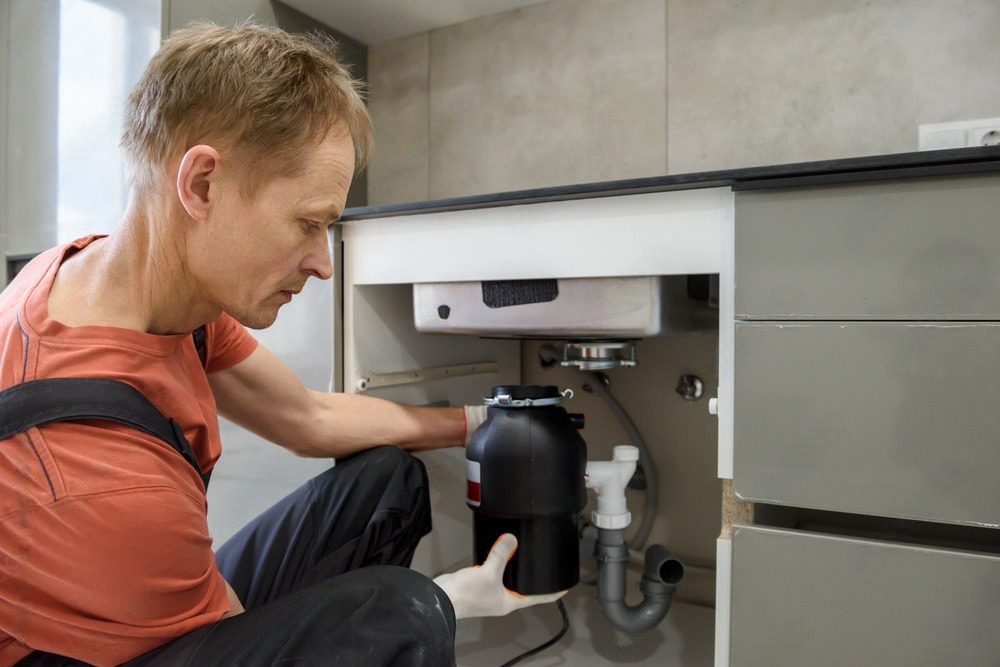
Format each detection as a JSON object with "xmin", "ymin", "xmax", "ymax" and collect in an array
[
  {"xmin": 521, "ymin": 335, "xmax": 722, "ymax": 606},
  {"xmin": 368, "ymin": 0, "xmax": 1000, "ymax": 204}
]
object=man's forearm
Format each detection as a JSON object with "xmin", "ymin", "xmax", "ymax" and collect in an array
[
  {"xmin": 211, "ymin": 346, "xmax": 472, "ymax": 458},
  {"xmin": 288, "ymin": 390, "xmax": 468, "ymax": 458}
]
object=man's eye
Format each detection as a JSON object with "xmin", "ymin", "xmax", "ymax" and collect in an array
[{"xmin": 299, "ymin": 219, "xmax": 321, "ymax": 233}]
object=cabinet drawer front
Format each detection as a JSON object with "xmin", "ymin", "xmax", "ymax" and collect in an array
[
  {"xmin": 735, "ymin": 174, "xmax": 1000, "ymax": 319},
  {"xmin": 734, "ymin": 322, "xmax": 1000, "ymax": 526},
  {"xmin": 730, "ymin": 525, "xmax": 1000, "ymax": 667}
]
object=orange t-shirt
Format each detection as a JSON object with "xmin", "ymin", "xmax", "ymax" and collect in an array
[{"xmin": 0, "ymin": 237, "xmax": 259, "ymax": 666}]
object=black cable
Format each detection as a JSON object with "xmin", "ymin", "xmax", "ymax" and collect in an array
[{"xmin": 499, "ymin": 598, "xmax": 570, "ymax": 667}]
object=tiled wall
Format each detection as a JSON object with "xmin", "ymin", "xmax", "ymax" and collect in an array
[
  {"xmin": 667, "ymin": 0, "xmax": 1000, "ymax": 173},
  {"xmin": 370, "ymin": 0, "xmax": 668, "ymax": 203},
  {"xmin": 368, "ymin": 0, "xmax": 1000, "ymax": 203}
]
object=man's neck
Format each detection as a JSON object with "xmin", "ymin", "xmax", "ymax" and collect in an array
[{"xmin": 47, "ymin": 204, "xmax": 221, "ymax": 335}]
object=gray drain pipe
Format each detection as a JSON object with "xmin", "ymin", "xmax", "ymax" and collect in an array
[
  {"xmin": 587, "ymin": 446, "xmax": 684, "ymax": 633},
  {"xmin": 595, "ymin": 528, "xmax": 684, "ymax": 633}
]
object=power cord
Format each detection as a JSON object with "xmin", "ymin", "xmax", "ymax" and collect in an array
[{"xmin": 499, "ymin": 598, "xmax": 570, "ymax": 666}]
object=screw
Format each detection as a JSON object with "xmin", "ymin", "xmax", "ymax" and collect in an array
[{"xmin": 676, "ymin": 374, "xmax": 704, "ymax": 401}]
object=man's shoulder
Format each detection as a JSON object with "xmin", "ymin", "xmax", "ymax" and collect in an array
[
  {"xmin": 0, "ymin": 245, "xmax": 63, "ymax": 317},
  {"xmin": 0, "ymin": 239, "xmax": 94, "ymax": 337},
  {"xmin": 1, "ymin": 239, "xmax": 96, "ymax": 307},
  {"xmin": 0, "ymin": 245, "xmax": 67, "ymax": 386}
]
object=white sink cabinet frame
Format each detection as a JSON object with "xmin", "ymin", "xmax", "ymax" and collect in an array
[{"xmin": 339, "ymin": 188, "xmax": 732, "ymax": 633}]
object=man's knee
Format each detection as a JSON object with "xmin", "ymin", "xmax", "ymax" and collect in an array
[
  {"xmin": 353, "ymin": 444, "xmax": 426, "ymax": 478},
  {"xmin": 313, "ymin": 445, "xmax": 429, "ymax": 505},
  {"xmin": 347, "ymin": 564, "xmax": 454, "ymax": 622},
  {"xmin": 313, "ymin": 566, "xmax": 456, "ymax": 662},
  {"xmin": 320, "ymin": 444, "xmax": 425, "ymax": 480}
]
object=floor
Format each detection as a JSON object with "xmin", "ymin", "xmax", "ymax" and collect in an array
[{"xmin": 455, "ymin": 583, "xmax": 715, "ymax": 666}]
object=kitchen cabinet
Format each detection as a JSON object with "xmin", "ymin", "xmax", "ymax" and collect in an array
[
  {"xmin": 339, "ymin": 147, "xmax": 1000, "ymax": 666},
  {"xmin": 724, "ymin": 170, "xmax": 1000, "ymax": 665}
]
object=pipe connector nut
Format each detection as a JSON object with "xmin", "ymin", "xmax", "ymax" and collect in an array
[{"xmin": 591, "ymin": 510, "xmax": 632, "ymax": 530}]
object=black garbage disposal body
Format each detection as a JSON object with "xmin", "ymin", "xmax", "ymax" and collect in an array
[{"xmin": 466, "ymin": 385, "xmax": 587, "ymax": 595}]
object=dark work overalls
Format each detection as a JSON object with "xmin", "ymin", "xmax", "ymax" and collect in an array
[{"xmin": 5, "ymin": 330, "xmax": 456, "ymax": 666}]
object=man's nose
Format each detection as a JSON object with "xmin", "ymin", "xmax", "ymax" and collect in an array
[{"xmin": 302, "ymin": 231, "xmax": 334, "ymax": 280}]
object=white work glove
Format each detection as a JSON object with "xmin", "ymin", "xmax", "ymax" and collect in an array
[
  {"xmin": 463, "ymin": 404, "xmax": 488, "ymax": 446},
  {"xmin": 433, "ymin": 533, "xmax": 567, "ymax": 620}
]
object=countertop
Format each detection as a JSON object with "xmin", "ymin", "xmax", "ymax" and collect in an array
[{"xmin": 340, "ymin": 146, "xmax": 1000, "ymax": 221}]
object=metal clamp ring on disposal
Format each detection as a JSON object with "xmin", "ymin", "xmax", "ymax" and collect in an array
[{"xmin": 483, "ymin": 388, "xmax": 574, "ymax": 408}]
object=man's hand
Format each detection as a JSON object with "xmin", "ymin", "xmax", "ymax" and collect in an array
[
  {"xmin": 221, "ymin": 578, "xmax": 245, "ymax": 619},
  {"xmin": 432, "ymin": 534, "xmax": 567, "ymax": 620},
  {"xmin": 463, "ymin": 405, "xmax": 488, "ymax": 446}
]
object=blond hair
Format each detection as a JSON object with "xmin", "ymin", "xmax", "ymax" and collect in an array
[{"xmin": 121, "ymin": 21, "xmax": 372, "ymax": 198}]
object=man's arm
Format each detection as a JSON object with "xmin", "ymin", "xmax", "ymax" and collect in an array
[
  {"xmin": 221, "ymin": 579, "xmax": 245, "ymax": 619},
  {"xmin": 207, "ymin": 345, "xmax": 468, "ymax": 457}
]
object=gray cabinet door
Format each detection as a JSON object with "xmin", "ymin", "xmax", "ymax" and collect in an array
[
  {"xmin": 735, "ymin": 174, "xmax": 1000, "ymax": 320},
  {"xmin": 730, "ymin": 525, "xmax": 1000, "ymax": 667},
  {"xmin": 734, "ymin": 321, "xmax": 1000, "ymax": 527}
]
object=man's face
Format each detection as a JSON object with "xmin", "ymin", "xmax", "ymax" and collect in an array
[{"xmin": 201, "ymin": 127, "xmax": 355, "ymax": 329}]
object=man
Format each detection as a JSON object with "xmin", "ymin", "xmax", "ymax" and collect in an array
[{"xmin": 0, "ymin": 22, "xmax": 561, "ymax": 666}]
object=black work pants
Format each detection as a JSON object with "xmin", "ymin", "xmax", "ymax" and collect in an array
[{"xmin": 19, "ymin": 446, "xmax": 456, "ymax": 667}]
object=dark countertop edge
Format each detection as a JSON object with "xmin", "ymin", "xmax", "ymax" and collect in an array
[{"xmin": 340, "ymin": 146, "xmax": 1000, "ymax": 221}]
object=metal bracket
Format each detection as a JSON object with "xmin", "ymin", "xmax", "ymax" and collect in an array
[{"xmin": 355, "ymin": 361, "xmax": 499, "ymax": 392}]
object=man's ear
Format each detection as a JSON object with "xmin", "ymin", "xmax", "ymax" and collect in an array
[{"xmin": 176, "ymin": 145, "xmax": 223, "ymax": 221}]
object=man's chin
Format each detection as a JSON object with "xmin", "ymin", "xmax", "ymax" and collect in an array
[{"xmin": 231, "ymin": 307, "xmax": 281, "ymax": 330}]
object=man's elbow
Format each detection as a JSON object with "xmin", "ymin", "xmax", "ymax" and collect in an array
[{"xmin": 274, "ymin": 428, "xmax": 346, "ymax": 459}]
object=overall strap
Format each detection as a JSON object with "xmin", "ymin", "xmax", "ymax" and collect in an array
[
  {"xmin": 192, "ymin": 325, "xmax": 208, "ymax": 368},
  {"xmin": 0, "ymin": 377, "xmax": 209, "ymax": 488}
]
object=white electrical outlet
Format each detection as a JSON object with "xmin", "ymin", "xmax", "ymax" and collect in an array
[
  {"xmin": 918, "ymin": 117, "xmax": 1000, "ymax": 150},
  {"xmin": 970, "ymin": 126, "xmax": 1000, "ymax": 147}
]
